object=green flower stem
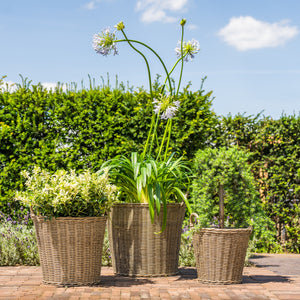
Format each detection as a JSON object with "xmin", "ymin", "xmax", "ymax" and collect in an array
[
  {"xmin": 162, "ymin": 52, "xmax": 188, "ymax": 88},
  {"xmin": 116, "ymin": 39, "xmax": 173, "ymax": 94},
  {"xmin": 148, "ymin": 110, "xmax": 161, "ymax": 157},
  {"xmin": 142, "ymin": 113, "xmax": 156, "ymax": 159},
  {"xmin": 119, "ymin": 31, "xmax": 153, "ymax": 99},
  {"xmin": 156, "ymin": 118, "xmax": 171, "ymax": 160},
  {"xmin": 164, "ymin": 118, "xmax": 172, "ymax": 161},
  {"xmin": 176, "ymin": 24, "xmax": 185, "ymax": 98}
]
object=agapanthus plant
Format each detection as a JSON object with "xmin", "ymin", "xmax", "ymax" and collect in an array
[{"xmin": 93, "ymin": 19, "xmax": 200, "ymax": 230}]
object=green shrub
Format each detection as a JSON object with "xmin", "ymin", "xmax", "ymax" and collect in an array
[
  {"xmin": 214, "ymin": 113, "xmax": 300, "ymax": 252},
  {"xmin": 191, "ymin": 146, "xmax": 275, "ymax": 250}
]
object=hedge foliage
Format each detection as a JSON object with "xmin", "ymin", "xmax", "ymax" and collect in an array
[
  {"xmin": 0, "ymin": 78, "xmax": 216, "ymax": 215},
  {"xmin": 215, "ymin": 113, "xmax": 300, "ymax": 252},
  {"xmin": 1, "ymin": 77, "xmax": 299, "ymax": 252}
]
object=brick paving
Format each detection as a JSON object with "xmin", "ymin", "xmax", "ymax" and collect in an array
[{"xmin": 0, "ymin": 265, "xmax": 300, "ymax": 299}]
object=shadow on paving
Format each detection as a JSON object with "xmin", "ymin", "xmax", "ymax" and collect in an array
[
  {"xmin": 98, "ymin": 275, "xmax": 154, "ymax": 287},
  {"xmin": 242, "ymin": 274, "xmax": 290, "ymax": 284},
  {"xmin": 249, "ymin": 253, "xmax": 300, "ymax": 276},
  {"xmin": 176, "ymin": 267, "xmax": 290, "ymax": 284}
]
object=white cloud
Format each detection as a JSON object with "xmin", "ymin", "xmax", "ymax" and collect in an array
[
  {"xmin": 84, "ymin": 1, "xmax": 97, "ymax": 10},
  {"xmin": 0, "ymin": 81, "xmax": 16, "ymax": 92},
  {"xmin": 0, "ymin": 80, "xmax": 67, "ymax": 92},
  {"xmin": 136, "ymin": 0, "xmax": 189, "ymax": 23},
  {"xmin": 41, "ymin": 82, "xmax": 58, "ymax": 90},
  {"xmin": 41, "ymin": 82, "xmax": 67, "ymax": 91},
  {"xmin": 83, "ymin": 0, "xmax": 112, "ymax": 10},
  {"xmin": 218, "ymin": 16, "xmax": 298, "ymax": 51}
]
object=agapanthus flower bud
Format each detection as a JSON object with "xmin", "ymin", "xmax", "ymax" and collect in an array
[
  {"xmin": 175, "ymin": 39, "xmax": 200, "ymax": 62},
  {"xmin": 93, "ymin": 27, "xmax": 118, "ymax": 56},
  {"xmin": 115, "ymin": 21, "xmax": 125, "ymax": 31}
]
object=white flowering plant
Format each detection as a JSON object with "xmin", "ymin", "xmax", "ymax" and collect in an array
[
  {"xmin": 15, "ymin": 166, "xmax": 118, "ymax": 218},
  {"xmin": 93, "ymin": 19, "xmax": 200, "ymax": 230}
]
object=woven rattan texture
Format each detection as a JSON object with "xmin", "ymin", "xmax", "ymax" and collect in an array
[
  {"xmin": 193, "ymin": 228, "xmax": 252, "ymax": 284},
  {"xmin": 32, "ymin": 216, "xmax": 107, "ymax": 285},
  {"xmin": 108, "ymin": 203, "xmax": 185, "ymax": 277}
]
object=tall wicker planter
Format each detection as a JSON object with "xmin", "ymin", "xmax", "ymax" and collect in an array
[
  {"xmin": 108, "ymin": 203, "xmax": 185, "ymax": 276},
  {"xmin": 32, "ymin": 215, "xmax": 107, "ymax": 285},
  {"xmin": 193, "ymin": 227, "xmax": 252, "ymax": 284}
]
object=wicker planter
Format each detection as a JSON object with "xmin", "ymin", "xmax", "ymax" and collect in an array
[
  {"xmin": 108, "ymin": 203, "xmax": 185, "ymax": 276},
  {"xmin": 193, "ymin": 227, "xmax": 252, "ymax": 284},
  {"xmin": 32, "ymin": 215, "xmax": 107, "ymax": 285}
]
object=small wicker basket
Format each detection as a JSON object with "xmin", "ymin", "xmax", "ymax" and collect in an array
[
  {"xmin": 108, "ymin": 203, "xmax": 185, "ymax": 276},
  {"xmin": 191, "ymin": 213, "xmax": 252, "ymax": 284},
  {"xmin": 32, "ymin": 215, "xmax": 107, "ymax": 286}
]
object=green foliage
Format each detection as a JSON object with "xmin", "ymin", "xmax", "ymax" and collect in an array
[
  {"xmin": 101, "ymin": 229, "xmax": 112, "ymax": 267},
  {"xmin": 105, "ymin": 152, "xmax": 192, "ymax": 231},
  {"xmin": 191, "ymin": 146, "xmax": 275, "ymax": 248},
  {"xmin": 15, "ymin": 167, "xmax": 118, "ymax": 217},
  {"xmin": 214, "ymin": 113, "xmax": 300, "ymax": 252},
  {"xmin": 0, "ymin": 79, "xmax": 215, "ymax": 216},
  {"xmin": 179, "ymin": 225, "xmax": 195, "ymax": 267}
]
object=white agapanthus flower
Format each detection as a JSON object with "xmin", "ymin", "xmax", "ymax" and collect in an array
[
  {"xmin": 161, "ymin": 100, "xmax": 180, "ymax": 120},
  {"xmin": 93, "ymin": 27, "xmax": 118, "ymax": 56},
  {"xmin": 175, "ymin": 39, "xmax": 200, "ymax": 62},
  {"xmin": 152, "ymin": 95, "xmax": 180, "ymax": 120}
]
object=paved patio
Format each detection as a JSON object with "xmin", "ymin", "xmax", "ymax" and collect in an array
[{"xmin": 1, "ymin": 264, "xmax": 300, "ymax": 299}]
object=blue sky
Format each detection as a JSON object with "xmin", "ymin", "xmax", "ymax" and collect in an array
[{"xmin": 1, "ymin": 0, "xmax": 300, "ymax": 119}]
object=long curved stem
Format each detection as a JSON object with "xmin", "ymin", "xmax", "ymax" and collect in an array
[
  {"xmin": 162, "ymin": 53, "xmax": 187, "ymax": 88},
  {"xmin": 119, "ymin": 32, "xmax": 153, "ymax": 99},
  {"xmin": 116, "ymin": 39, "xmax": 172, "ymax": 94}
]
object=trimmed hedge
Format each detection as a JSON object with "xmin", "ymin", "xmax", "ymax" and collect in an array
[
  {"xmin": 214, "ymin": 113, "xmax": 300, "ymax": 252},
  {"xmin": 0, "ymin": 80, "xmax": 216, "ymax": 215}
]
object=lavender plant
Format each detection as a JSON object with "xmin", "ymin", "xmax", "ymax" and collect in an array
[
  {"xmin": 93, "ymin": 19, "xmax": 200, "ymax": 229},
  {"xmin": 0, "ymin": 209, "xmax": 39, "ymax": 266}
]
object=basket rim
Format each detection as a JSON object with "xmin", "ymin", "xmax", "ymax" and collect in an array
[
  {"xmin": 31, "ymin": 215, "xmax": 107, "ymax": 221},
  {"xmin": 194, "ymin": 227, "xmax": 252, "ymax": 234},
  {"xmin": 111, "ymin": 202, "xmax": 185, "ymax": 208}
]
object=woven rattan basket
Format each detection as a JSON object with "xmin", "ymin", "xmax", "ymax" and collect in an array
[
  {"xmin": 32, "ymin": 215, "xmax": 107, "ymax": 286},
  {"xmin": 108, "ymin": 203, "xmax": 185, "ymax": 276},
  {"xmin": 192, "ymin": 226, "xmax": 252, "ymax": 284}
]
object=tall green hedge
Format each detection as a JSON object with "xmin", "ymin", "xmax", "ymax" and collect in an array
[
  {"xmin": 1, "ymin": 78, "xmax": 299, "ymax": 252},
  {"xmin": 0, "ymin": 80, "xmax": 216, "ymax": 214},
  {"xmin": 215, "ymin": 113, "xmax": 300, "ymax": 252}
]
